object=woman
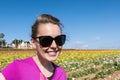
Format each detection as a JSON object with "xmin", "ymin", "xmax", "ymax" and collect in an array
[{"xmin": 0, "ymin": 14, "xmax": 67, "ymax": 80}]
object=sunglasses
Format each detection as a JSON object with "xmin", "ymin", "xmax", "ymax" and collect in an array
[{"xmin": 36, "ymin": 35, "xmax": 66, "ymax": 47}]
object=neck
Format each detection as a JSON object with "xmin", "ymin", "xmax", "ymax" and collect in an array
[
  {"xmin": 33, "ymin": 53, "xmax": 54, "ymax": 73},
  {"xmin": 38, "ymin": 53, "xmax": 52, "ymax": 68}
]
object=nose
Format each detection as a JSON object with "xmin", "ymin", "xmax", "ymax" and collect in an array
[{"xmin": 50, "ymin": 40, "xmax": 57, "ymax": 48}]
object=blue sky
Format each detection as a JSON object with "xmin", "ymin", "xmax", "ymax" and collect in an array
[{"xmin": 0, "ymin": 0, "xmax": 120, "ymax": 49}]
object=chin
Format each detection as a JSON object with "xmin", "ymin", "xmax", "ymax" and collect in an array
[
  {"xmin": 49, "ymin": 59, "xmax": 56, "ymax": 62},
  {"xmin": 47, "ymin": 56, "xmax": 58, "ymax": 62}
]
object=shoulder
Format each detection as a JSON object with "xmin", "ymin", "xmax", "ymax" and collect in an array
[
  {"xmin": 14, "ymin": 57, "xmax": 33, "ymax": 65},
  {"xmin": 10, "ymin": 57, "xmax": 35, "ymax": 70},
  {"xmin": 2, "ymin": 57, "xmax": 33, "ymax": 72},
  {"xmin": 53, "ymin": 63, "xmax": 67, "ymax": 80},
  {"xmin": 1, "ymin": 57, "xmax": 38, "ymax": 80}
]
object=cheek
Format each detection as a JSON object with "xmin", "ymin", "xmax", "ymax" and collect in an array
[
  {"xmin": 36, "ymin": 44, "xmax": 63, "ymax": 55},
  {"xmin": 58, "ymin": 46, "xmax": 62, "ymax": 50},
  {"xmin": 36, "ymin": 44, "xmax": 44, "ymax": 53}
]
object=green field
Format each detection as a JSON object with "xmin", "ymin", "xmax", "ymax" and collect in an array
[{"xmin": 1, "ymin": 49, "xmax": 120, "ymax": 80}]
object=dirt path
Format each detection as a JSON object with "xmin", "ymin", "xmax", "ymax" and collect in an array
[
  {"xmin": 98, "ymin": 70, "xmax": 120, "ymax": 80},
  {"xmin": 69, "ymin": 70, "xmax": 120, "ymax": 80}
]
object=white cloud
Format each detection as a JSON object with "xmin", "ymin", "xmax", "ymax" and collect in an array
[
  {"xmin": 73, "ymin": 41, "xmax": 89, "ymax": 49},
  {"xmin": 94, "ymin": 36, "xmax": 101, "ymax": 41},
  {"xmin": 65, "ymin": 36, "xmax": 102, "ymax": 49},
  {"xmin": 72, "ymin": 36, "xmax": 101, "ymax": 49}
]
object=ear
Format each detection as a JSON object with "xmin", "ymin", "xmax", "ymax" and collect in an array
[{"xmin": 30, "ymin": 38, "xmax": 36, "ymax": 49}]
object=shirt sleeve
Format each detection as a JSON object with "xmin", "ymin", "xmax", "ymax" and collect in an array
[
  {"xmin": 53, "ymin": 66, "xmax": 67, "ymax": 80},
  {"xmin": 1, "ymin": 61, "xmax": 16, "ymax": 80},
  {"xmin": 57, "ymin": 70, "xmax": 67, "ymax": 80}
]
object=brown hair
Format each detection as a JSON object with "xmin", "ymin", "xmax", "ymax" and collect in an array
[{"xmin": 31, "ymin": 14, "xmax": 63, "ymax": 39}]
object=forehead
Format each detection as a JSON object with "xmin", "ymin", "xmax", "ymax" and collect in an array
[{"xmin": 37, "ymin": 23, "xmax": 61, "ymax": 37}]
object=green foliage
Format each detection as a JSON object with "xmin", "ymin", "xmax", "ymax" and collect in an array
[{"xmin": 1, "ymin": 50, "xmax": 120, "ymax": 79}]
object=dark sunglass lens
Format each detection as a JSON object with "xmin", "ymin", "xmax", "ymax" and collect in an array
[
  {"xmin": 55, "ymin": 35, "xmax": 66, "ymax": 46},
  {"xmin": 39, "ymin": 36, "xmax": 53, "ymax": 47}
]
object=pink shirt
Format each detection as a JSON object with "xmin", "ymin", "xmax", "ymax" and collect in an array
[{"xmin": 2, "ymin": 57, "xmax": 67, "ymax": 80}]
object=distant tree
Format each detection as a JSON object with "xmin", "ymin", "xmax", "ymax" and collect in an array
[
  {"xmin": 0, "ymin": 33, "xmax": 5, "ymax": 47},
  {"xmin": 12, "ymin": 39, "xmax": 23, "ymax": 48},
  {"xmin": 0, "ymin": 33, "xmax": 5, "ymax": 38},
  {"xmin": 0, "ymin": 39, "xmax": 6, "ymax": 47}
]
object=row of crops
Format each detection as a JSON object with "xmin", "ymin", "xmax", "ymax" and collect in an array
[{"xmin": 1, "ymin": 49, "xmax": 120, "ymax": 80}]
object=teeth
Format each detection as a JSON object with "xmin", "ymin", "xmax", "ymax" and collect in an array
[
  {"xmin": 45, "ymin": 50, "xmax": 58, "ymax": 54},
  {"xmin": 49, "ymin": 51, "xmax": 56, "ymax": 53}
]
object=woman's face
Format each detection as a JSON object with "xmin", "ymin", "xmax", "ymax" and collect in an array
[{"xmin": 35, "ymin": 23, "xmax": 62, "ymax": 62}]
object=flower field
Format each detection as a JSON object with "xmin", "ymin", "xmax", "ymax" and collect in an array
[{"xmin": 1, "ymin": 49, "xmax": 120, "ymax": 80}]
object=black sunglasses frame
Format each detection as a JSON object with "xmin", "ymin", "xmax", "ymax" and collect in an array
[{"xmin": 36, "ymin": 35, "xmax": 66, "ymax": 47}]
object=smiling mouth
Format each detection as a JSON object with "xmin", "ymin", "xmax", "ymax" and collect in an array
[
  {"xmin": 45, "ymin": 51, "xmax": 58, "ymax": 56},
  {"xmin": 48, "ymin": 51, "xmax": 57, "ymax": 53}
]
